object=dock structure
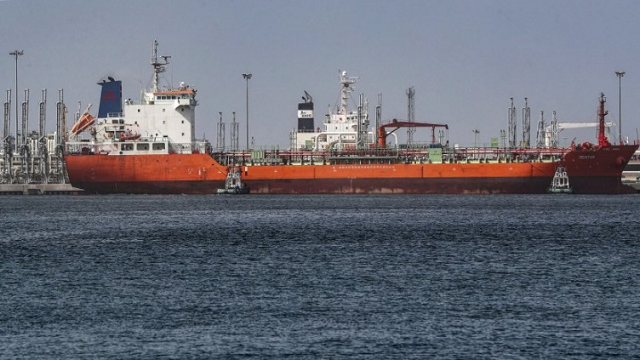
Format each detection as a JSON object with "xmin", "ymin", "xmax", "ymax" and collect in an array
[
  {"xmin": 0, "ymin": 183, "xmax": 83, "ymax": 195},
  {"xmin": 2, "ymin": 88, "xmax": 71, "ymax": 193},
  {"xmin": 622, "ymin": 170, "xmax": 640, "ymax": 193}
]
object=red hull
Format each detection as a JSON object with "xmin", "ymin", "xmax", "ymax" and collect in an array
[
  {"xmin": 64, "ymin": 145, "xmax": 638, "ymax": 194},
  {"xmin": 65, "ymin": 174, "xmax": 636, "ymax": 195}
]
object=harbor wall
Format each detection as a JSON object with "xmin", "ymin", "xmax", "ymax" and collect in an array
[{"xmin": 0, "ymin": 184, "xmax": 84, "ymax": 195}]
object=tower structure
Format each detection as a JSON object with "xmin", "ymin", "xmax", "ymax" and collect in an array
[
  {"xmin": 406, "ymin": 87, "xmax": 415, "ymax": 146},
  {"xmin": 508, "ymin": 97, "xmax": 517, "ymax": 148},
  {"xmin": 521, "ymin": 98, "xmax": 530, "ymax": 148}
]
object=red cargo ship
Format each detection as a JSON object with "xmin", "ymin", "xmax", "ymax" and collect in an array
[{"xmin": 64, "ymin": 42, "xmax": 638, "ymax": 194}]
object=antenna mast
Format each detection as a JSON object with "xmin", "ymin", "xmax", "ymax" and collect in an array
[
  {"xmin": 151, "ymin": 40, "xmax": 170, "ymax": 92},
  {"xmin": 338, "ymin": 71, "xmax": 357, "ymax": 115},
  {"xmin": 597, "ymin": 92, "xmax": 611, "ymax": 147}
]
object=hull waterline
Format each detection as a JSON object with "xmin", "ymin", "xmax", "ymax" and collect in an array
[{"xmin": 65, "ymin": 144, "xmax": 638, "ymax": 195}]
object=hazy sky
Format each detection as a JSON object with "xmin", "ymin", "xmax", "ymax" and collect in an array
[{"xmin": 1, "ymin": 0, "xmax": 639, "ymax": 148}]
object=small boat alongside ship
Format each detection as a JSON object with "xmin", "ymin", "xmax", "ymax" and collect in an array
[
  {"xmin": 216, "ymin": 167, "xmax": 249, "ymax": 194},
  {"xmin": 64, "ymin": 41, "xmax": 638, "ymax": 195},
  {"xmin": 622, "ymin": 150, "xmax": 640, "ymax": 191},
  {"xmin": 547, "ymin": 166, "xmax": 573, "ymax": 194}
]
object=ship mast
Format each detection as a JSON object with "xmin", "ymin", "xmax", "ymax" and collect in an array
[
  {"xmin": 597, "ymin": 92, "xmax": 611, "ymax": 148},
  {"xmin": 339, "ymin": 71, "xmax": 357, "ymax": 115},
  {"xmin": 151, "ymin": 40, "xmax": 170, "ymax": 93}
]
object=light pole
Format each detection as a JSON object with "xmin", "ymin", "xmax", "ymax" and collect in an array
[
  {"xmin": 472, "ymin": 129, "xmax": 480, "ymax": 159},
  {"xmin": 615, "ymin": 71, "xmax": 625, "ymax": 145},
  {"xmin": 472, "ymin": 129, "xmax": 479, "ymax": 148},
  {"xmin": 9, "ymin": 50, "xmax": 23, "ymax": 152},
  {"xmin": 242, "ymin": 73, "xmax": 252, "ymax": 150}
]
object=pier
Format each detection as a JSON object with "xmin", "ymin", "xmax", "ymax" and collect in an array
[{"xmin": 0, "ymin": 183, "xmax": 84, "ymax": 195}]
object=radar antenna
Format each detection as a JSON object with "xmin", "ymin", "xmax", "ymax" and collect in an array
[
  {"xmin": 338, "ymin": 70, "xmax": 358, "ymax": 115},
  {"xmin": 303, "ymin": 90, "xmax": 313, "ymax": 103},
  {"xmin": 151, "ymin": 40, "xmax": 170, "ymax": 92}
]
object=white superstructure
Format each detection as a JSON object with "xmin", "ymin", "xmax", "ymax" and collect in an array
[
  {"xmin": 294, "ymin": 71, "xmax": 371, "ymax": 150},
  {"xmin": 67, "ymin": 40, "xmax": 205, "ymax": 156},
  {"xmin": 118, "ymin": 84, "xmax": 197, "ymax": 145}
]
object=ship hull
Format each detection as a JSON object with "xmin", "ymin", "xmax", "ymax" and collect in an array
[
  {"xmin": 244, "ymin": 175, "xmax": 634, "ymax": 194},
  {"xmin": 65, "ymin": 173, "xmax": 635, "ymax": 195},
  {"xmin": 65, "ymin": 145, "xmax": 638, "ymax": 195},
  {"xmin": 66, "ymin": 179, "xmax": 223, "ymax": 195},
  {"xmin": 65, "ymin": 153, "xmax": 229, "ymax": 194}
]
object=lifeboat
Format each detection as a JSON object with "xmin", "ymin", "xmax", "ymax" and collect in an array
[
  {"xmin": 70, "ymin": 106, "xmax": 95, "ymax": 135},
  {"xmin": 120, "ymin": 132, "xmax": 141, "ymax": 141}
]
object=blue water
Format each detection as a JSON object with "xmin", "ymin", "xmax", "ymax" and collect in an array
[{"xmin": 1, "ymin": 194, "xmax": 640, "ymax": 359}]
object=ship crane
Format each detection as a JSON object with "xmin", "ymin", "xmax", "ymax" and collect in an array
[
  {"xmin": 378, "ymin": 119, "xmax": 448, "ymax": 147},
  {"xmin": 543, "ymin": 93, "xmax": 615, "ymax": 148},
  {"xmin": 544, "ymin": 121, "xmax": 612, "ymax": 148}
]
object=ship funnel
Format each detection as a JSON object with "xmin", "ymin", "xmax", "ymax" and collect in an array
[
  {"xmin": 97, "ymin": 80, "xmax": 122, "ymax": 118},
  {"xmin": 297, "ymin": 91, "xmax": 314, "ymax": 133}
]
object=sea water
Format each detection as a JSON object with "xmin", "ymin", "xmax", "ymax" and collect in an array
[{"xmin": 1, "ymin": 194, "xmax": 639, "ymax": 359}]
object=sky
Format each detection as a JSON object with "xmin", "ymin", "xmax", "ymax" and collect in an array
[{"xmin": 1, "ymin": 0, "xmax": 640, "ymax": 148}]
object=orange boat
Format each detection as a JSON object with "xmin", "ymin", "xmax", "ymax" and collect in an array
[
  {"xmin": 70, "ymin": 105, "xmax": 95, "ymax": 135},
  {"xmin": 119, "ymin": 131, "xmax": 141, "ymax": 141},
  {"xmin": 64, "ymin": 42, "xmax": 638, "ymax": 194}
]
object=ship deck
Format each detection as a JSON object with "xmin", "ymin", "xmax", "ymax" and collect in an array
[{"xmin": 211, "ymin": 147, "xmax": 569, "ymax": 167}]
